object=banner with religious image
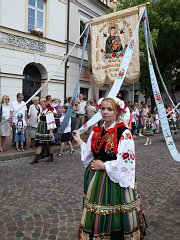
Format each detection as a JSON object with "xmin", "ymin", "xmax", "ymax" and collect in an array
[{"xmin": 90, "ymin": 6, "xmax": 140, "ymax": 86}]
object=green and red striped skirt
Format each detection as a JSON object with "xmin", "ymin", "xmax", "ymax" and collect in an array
[
  {"xmin": 35, "ymin": 120, "xmax": 54, "ymax": 147},
  {"xmin": 78, "ymin": 164, "xmax": 147, "ymax": 239}
]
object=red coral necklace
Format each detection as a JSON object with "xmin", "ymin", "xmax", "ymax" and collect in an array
[
  {"xmin": 91, "ymin": 122, "xmax": 126, "ymax": 154},
  {"xmin": 93, "ymin": 130, "xmax": 110, "ymax": 154}
]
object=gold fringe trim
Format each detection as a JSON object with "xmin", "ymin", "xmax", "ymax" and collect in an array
[
  {"xmin": 124, "ymin": 230, "xmax": 141, "ymax": 240},
  {"xmin": 78, "ymin": 226, "xmax": 111, "ymax": 240},
  {"xmin": 78, "ymin": 226, "xmax": 141, "ymax": 240},
  {"xmin": 84, "ymin": 198, "xmax": 137, "ymax": 215}
]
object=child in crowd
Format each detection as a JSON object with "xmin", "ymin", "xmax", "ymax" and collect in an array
[
  {"xmin": 139, "ymin": 109, "xmax": 144, "ymax": 136},
  {"xmin": 15, "ymin": 113, "xmax": 26, "ymax": 151},
  {"xmin": 144, "ymin": 113, "xmax": 154, "ymax": 146},
  {"xmin": 167, "ymin": 106, "xmax": 177, "ymax": 135},
  {"xmin": 130, "ymin": 104, "xmax": 137, "ymax": 137},
  {"xmin": 57, "ymin": 105, "xmax": 74, "ymax": 157},
  {"xmin": 154, "ymin": 110, "xmax": 160, "ymax": 133}
]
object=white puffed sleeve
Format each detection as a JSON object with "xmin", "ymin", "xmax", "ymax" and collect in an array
[
  {"xmin": 80, "ymin": 131, "xmax": 94, "ymax": 168},
  {"xmin": 104, "ymin": 129, "xmax": 135, "ymax": 189},
  {"xmin": 46, "ymin": 111, "xmax": 56, "ymax": 130}
]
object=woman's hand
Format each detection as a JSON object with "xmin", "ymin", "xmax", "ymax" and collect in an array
[
  {"xmin": 72, "ymin": 130, "xmax": 80, "ymax": 141},
  {"xmin": 91, "ymin": 160, "xmax": 105, "ymax": 171},
  {"xmin": 72, "ymin": 130, "xmax": 83, "ymax": 145}
]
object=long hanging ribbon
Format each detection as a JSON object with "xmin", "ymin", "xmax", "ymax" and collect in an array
[
  {"xmin": 78, "ymin": 6, "xmax": 146, "ymax": 133},
  {"xmin": 55, "ymin": 25, "xmax": 90, "ymax": 138},
  {"xmin": 146, "ymin": 18, "xmax": 176, "ymax": 108},
  {"xmin": 142, "ymin": 10, "xmax": 180, "ymax": 162},
  {"xmin": 0, "ymin": 24, "xmax": 90, "ymax": 127}
]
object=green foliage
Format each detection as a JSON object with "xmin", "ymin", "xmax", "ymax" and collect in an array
[{"xmin": 110, "ymin": 0, "xmax": 180, "ymax": 97}]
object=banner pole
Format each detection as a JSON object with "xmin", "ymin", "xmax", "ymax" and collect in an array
[{"xmin": 113, "ymin": 0, "xmax": 117, "ymax": 13}]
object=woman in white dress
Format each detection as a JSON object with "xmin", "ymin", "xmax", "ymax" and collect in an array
[{"xmin": 0, "ymin": 95, "xmax": 11, "ymax": 151}]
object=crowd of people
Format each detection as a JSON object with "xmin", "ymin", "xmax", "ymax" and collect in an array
[
  {"xmin": 0, "ymin": 93, "xmax": 97, "ymax": 158},
  {"xmin": 0, "ymin": 93, "xmax": 179, "ymax": 154}
]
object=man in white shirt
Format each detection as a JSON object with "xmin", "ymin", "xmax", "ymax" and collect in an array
[
  {"xmin": 75, "ymin": 94, "xmax": 87, "ymax": 129},
  {"xmin": 10, "ymin": 93, "xmax": 27, "ymax": 146}
]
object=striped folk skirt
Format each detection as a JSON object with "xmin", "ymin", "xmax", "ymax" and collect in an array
[
  {"xmin": 169, "ymin": 119, "xmax": 177, "ymax": 133},
  {"xmin": 78, "ymin": 163, "xmax": 147, "ymax": 240},
  {"xmin": 34, "ymin": 120, "xmax": 54, "ymax": 147},
  {"xmin": 144, "ymin": 127, "xmax": 154, "ymax": 137}
]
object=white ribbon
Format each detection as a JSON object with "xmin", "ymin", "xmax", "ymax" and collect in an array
[
  {"xmin": 146, "ymin": 17, "xmax": 176, "ymax": 109},
  {"xmin": 142, "ymin": 10, "xmax": 180, "ymax": 162}
]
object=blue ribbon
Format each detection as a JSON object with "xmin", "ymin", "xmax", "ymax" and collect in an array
[
  {"xmin": 55, "ymin": 25, "xmax": 90, "ymax": 138},
  {"xmin": 142, "ymin": 9, "xmax": 180, "ymax": 162}
]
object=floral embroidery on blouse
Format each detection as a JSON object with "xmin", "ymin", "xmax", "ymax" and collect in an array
[
  {"xmin": 120, "ymin": 148, "xmax": 135, "ymax": 164},
  {"xmin": 125, "ymin": 132, "xmax": 132, "ymax": 139},
  {"xmin": 120, "ymin": 132, "xmax": 132, "ymax": 141}
]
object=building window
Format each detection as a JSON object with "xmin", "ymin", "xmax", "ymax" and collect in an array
[
  {"xmin": 28, "ymin": 0, "xmax": 45, "ymax": 32},
  {"xmin": 80, "ymin": 88, "xmax": 88, "ymax": 100},
  {"xmin": 100, "ymin": 0, "xmax": 108, "ymax": 5},
  {"xmin": 134, "ymin": 94, "xmax": 139, "ymax": 103},
  {"xmin": 80, "ymin": 20, "xmax": 86, "ymax": 45},
  {"xmin": 99, "ymin": 90, "xmax": 107, "ymax": 98}
]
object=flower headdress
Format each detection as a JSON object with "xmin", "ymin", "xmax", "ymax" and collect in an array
[
  {"xmin": 167, "ymin": 106, "xmax": 173, "ymax": 110},
  {"xmin": 97, "ymin": 97, "xmax": 126, "ymax": 112},
  {"xmin": 40, "ymin": 99, "xmax": 54, "ymax": 112}
]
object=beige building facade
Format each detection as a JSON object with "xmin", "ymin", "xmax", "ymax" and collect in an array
[{"xmin": 0, "ymin": 0, "xmax": 67, "ymax": 102}]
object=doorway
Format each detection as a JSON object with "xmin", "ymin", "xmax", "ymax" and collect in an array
[{"xmin": 23, "ymin": 64, "xmax": 41, "ymax": 108}]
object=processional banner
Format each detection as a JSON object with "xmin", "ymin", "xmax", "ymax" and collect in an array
[{"xmin": 91, "ymin": 6, "xmax": 140, "ymax": 86}]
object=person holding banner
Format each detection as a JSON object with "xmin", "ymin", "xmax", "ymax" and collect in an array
[
  {"xmin": 10, "ymin": 93, "xmax": 28, "ymax": 147},
  {"xmin": 57, "ymin": 105, "xmax": 74, "ymax": 157},
  {"xmin": 75, "ymin": 94, "xmax": 87, "ymax": 130},
  {"xmin": 73, "ymin": 97, "xmax": 146, "ymax": 239}
]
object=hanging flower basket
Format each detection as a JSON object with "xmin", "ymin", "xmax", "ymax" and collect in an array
[{"xmin": 30, "ymin": 28, "xmax": 43, "ymax": 37}]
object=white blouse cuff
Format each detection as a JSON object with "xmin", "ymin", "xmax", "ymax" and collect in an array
[{"xmin": 104, "ymin": 161, "xmax": 135, "ymax": 189}]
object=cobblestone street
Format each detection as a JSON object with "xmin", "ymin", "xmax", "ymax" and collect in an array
[{"xmin": 0, "ymin": 134, "xmax": 180, "ymax": 240}]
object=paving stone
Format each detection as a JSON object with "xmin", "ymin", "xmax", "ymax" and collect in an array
[
  {"xmin": 16, "ymin": 231, "xmax": 24, "ymax": 237},
  {"xmin": 0, "ymin": 134, "xmax": 179, "ymax": 239},
  {"xmin": 32, "ymin": 232, "xmax": 41, "ymax": 238}
]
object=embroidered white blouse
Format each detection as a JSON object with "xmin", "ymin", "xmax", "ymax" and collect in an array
[
  {"xmin": 80, "ymin": 122, "xmax": 135, "ymax": 189},
  {"xmin": 44, "ymin": 110, "xmax": 56, "ymax": 130}
]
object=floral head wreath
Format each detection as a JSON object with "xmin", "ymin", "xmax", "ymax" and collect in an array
[
  {"xmin": 167, "ymin": 106, "xmax": 173, "ymax": 110},
  {"xmin": 41, "ymin": 99, "xmax": 53, "ymax": 112},
  {"xmin": 97, "ymin": 97, "xmax": 126, "ymax": 112}
]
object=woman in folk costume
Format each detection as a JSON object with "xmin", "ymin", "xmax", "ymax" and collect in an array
[
  {"xmin": 144, "ymin": 113, "xmax": 154, "ymax": 146},
  {"xmin": 30, "ymin": 99, "xmax": 56, "ymax": 164},
  {"xmin": 73, "ymin": 97, "xmax": 147, "ymax": 240},
  {"xmin": 167, "ymin": 106, "xmax": 177, "ymax": 135}
]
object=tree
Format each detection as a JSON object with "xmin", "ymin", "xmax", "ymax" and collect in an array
[{"xmin": 112, "ymin": 0, "xmax": 180, "ymax": 98}]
